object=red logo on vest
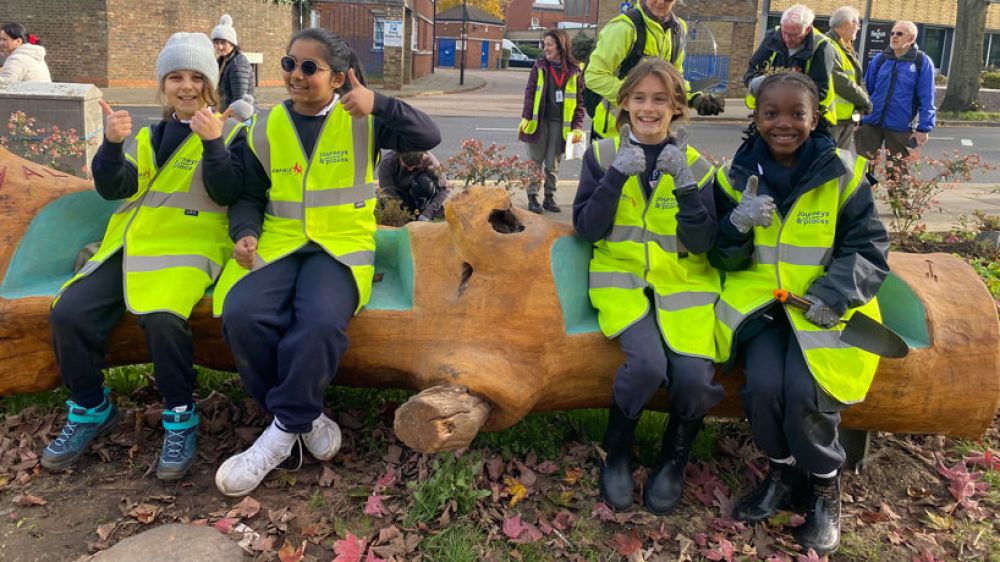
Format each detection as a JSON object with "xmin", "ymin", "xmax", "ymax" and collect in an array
[{"xmin": 292, "ymin": 162, "xmax": 304, "ymax": 176}]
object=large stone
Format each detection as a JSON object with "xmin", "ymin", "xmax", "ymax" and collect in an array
[{"xmin": 89, "ymin": 524, "xmax": 244, "ymax": 562}]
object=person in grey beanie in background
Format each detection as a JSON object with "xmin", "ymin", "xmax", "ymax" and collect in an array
[{"xmin": 212, "ymin": 14, "xmax": 256, "ymax": 109}]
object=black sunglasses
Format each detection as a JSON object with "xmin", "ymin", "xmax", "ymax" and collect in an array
[
  {"xmin": 280, "ymin": 56, "xmax": 331, "ymax": 76},
  {"xmin": 890, "ymin": 31, "xmax": 908, "ymax": 37}
]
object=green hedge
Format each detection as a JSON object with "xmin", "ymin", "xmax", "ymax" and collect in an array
[{"xmin": 982, "ymin": 71, "xmax": 1000, "ymax": 89}]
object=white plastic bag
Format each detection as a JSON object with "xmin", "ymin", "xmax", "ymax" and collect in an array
[{"xmin": 564, "ymin": 131, "xmax": 588, "ymax": 161}]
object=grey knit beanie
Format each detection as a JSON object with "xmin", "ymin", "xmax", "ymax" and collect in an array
[
  {"xmin": 156, "ymin": 32, "xmax": 219, "ymax": 90},
  {"xmin": 211, "ymin": 14, "xmax": 238, "ymax": 47}
]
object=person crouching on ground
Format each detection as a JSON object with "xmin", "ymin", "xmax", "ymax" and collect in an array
[
  {"xmin": 518, "ymin": 28, "xmax": 585, "ymax": 214},
  {"xmin": 573, "ymin": 58, "xmax": 724, "ymax": 515},
  {"xmin": 378, "ymin": 150, "xmax": 450, "ymax": 221},
  {"xmin": 42, "ymin": 32, "xmax": 246, "ymax": 481},
  {"xmin": 212, "ymin": 28, "xmax": 441, "ymax": 496},
  {"xmin": 710, "ymin": 72, "xmax": 889, "ymax": 556}
]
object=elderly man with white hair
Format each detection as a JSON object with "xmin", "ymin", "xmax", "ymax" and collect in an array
[
  {"xmin": 825, "ymin": 6, "xmax": 871, "ymax": 149},
  {"xmin": 742, "ymin": 4, "xmax": 837, "ymax": 125},
  {"xmin": 856, "ymin": 20, "xmax": 936, "ymax": 164}
]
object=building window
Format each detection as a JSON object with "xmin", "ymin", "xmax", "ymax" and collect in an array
[
  {"xmin": 411, "ymin": 15, "xmax": 418, "ymax": 49},
  {"xmin": 985, "ymin": 33, "xmax": 1000, "ymax": 69},
  {"xmin": 531, "ymin": 17, "xmax": 539, "ymax": 27},
  {"xmin": 374, "ymin": 17, "xmax": 385, "ymax": 51}
]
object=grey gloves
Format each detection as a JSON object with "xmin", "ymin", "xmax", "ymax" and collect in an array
[
  {"xmin": 728, "ymin": 175, "xmax": 776, "ymax": 233},
  {"xmin": 804, "ymin": 294, "xmax": 841, "ymax": 328},
  {"xmin": 691, "ymin": 93, "xmax": 725, "ymax": 116},
  {"xmin": 228, "ymin": 94, "xmax": 256, "ymax": 122},
  {"xmin": 610, "ymin": 125, "xmax": 646, "ymax": 176},
  {"xmin": 748, "ymin": 75, "xmax": 767, "ymax": 97},
  {"xmin": 655, "ymin": 144, "xmax": 696, "ymax": 190}
]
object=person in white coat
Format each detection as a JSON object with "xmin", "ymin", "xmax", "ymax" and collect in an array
[{"xmin": 0, "ymin": 23, "xmax": 52, "ymax": 83}]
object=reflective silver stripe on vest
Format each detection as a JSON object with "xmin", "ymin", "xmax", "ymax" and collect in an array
[
  {"xmin": 715, "ymin": 298, "xmax": 744, "ymax": 331},
  {"xmin": 123, "ymin": 137, "xmax": 139, "ymax": 166},
  {"xmin": 589, "ymin": 271, "xmax": 646, "ymax": 290},
  {"xmin": 116, "ymin": 197, "xmax": 142, "ymax": 214},
  {"xmin": 655, "ymin": 291, "xmax": 717, "ymax": 312},
  {"xmin": 77, "ymin": 260, "xmax": 101, "ymax": 277},
  {"xmin": 754, "ymin": 244, "xmax": 832, "ymax": 266},
  {"xmin": 306, "ymin": 183, "xmax": 377, "ymax": 208},
  {"xmin": 690, "ymin": 156, "xmax": 713, "ymax": 186},
  {"xmin": 139, "ymin": 191, "xmax": 226, "ymax": 214},
  {"xmin": 797, "ymin": 329, "xmax": 852, "ymax": 351},
  {"xmin": 337, "ymin": 250, "xmax": 376, "ymax": 267},
  {"xmin": 126, "ymin": 254, "xmax": 223, "ymax": 279},
  {"xmin": 351, "ymin": 115, "xmax": 369, "ymax": 189},
  {"xmin": 606, "ymin": 225, "xmax": 685, "ymax": 253},
  {"xmin": 266, "ymin": 200, "xmax": 303, "ymax": 220},
  {"xmin": 251, "ymin": 108, "xmax": 273, "ymax": 175}
]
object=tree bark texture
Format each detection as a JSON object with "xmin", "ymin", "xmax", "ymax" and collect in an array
[{"xmin": 940, "ymin": 0, "xmax": 988, "ymax": 112}]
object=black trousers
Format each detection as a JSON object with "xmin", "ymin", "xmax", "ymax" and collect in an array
[
  {"xmin": 50, "ymin": 251, "xmax": 198, "ymax": 409},
  {"xmin": 739, "ymin": 313, "xmax": 846, "ymax": 475},
  {"xmin": 221, "ymin": 246, "xmax": 357, "ymax": 433},
  {"xmin": 613, "ymin": 307, "xmax": 724, "ymax": 421}
]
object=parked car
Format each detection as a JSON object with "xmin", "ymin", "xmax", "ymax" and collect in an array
[{"xmin": 504, "ymin": 39, "xmax": 535, "ymax": 68}]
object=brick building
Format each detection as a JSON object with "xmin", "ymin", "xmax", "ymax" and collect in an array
[
  {"xmin": 1, "ymin": 0, "xmax": 294, "ymax": 87},
  {"xmin": 435, "ymin": 4, "xmax": 506, "ymax": 70},
  {"xmin": 313, "ymin": 0, "xmax": 435, "ymax": 90},
  {"xmin": 505, "ymin": 0, "xmax": 567, "ymax": 48},
  {"xmin": 594, "ymin": 0, "xmax": 1000, "ymax": 96}
]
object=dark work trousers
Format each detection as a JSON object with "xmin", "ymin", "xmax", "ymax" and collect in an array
[
  {"xmin": 49, "ymin": 250, "xmax": 198, "ymax": 410},
  {"xmin": 613, "ymin": 305, "xmax": 724, "ymax": 421},
  {"xmin": 526, "ymin": 120, "xmax": 563, "ymax": 196},
  {"xmin": 221, "ymin": 245, "xmax": 358, "ymax": 434},
  {"xmin": 739, "ymin": 312, "xmax": 847, "ymax": 475}
]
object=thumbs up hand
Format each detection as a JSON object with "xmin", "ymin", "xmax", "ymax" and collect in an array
[
  {"xmin": 99, "ymin": 99, "xmax": 133, "ymax": 144},
  {"xmin": 190, "ymin": 107, "xmax": 232, "ymax": 141},
  {"xmin": 340, "ymin": 68, "xmax": 375, "ymax": 118},
  {"xmin": 728, "ymin": 174, "xmax": 776, "ymax": 233},
  {"xmin": 610, "ymin": 125, "xmax": 646, "ymax": 176}
]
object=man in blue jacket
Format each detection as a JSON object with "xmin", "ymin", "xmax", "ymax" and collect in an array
[{"xmin": 856, "ymin": 21, "xmax": 936, "ymax": 162}]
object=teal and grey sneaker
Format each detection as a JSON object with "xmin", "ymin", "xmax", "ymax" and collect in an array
[
  {"xmin": 41, "ymin": 393, "xmax": 120, "ymax": 471},
  {"xmin": 157, "ymin": 405, "xmax": 199, "ymax": 481}
]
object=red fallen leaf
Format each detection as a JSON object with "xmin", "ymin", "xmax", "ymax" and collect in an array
[
  {"xmin": 535, "ymin": 460, "xmax": 559, "ymax": 474},
  {"xmin": 332, "ymin": 532, "xmax": 367, "ymax": 562},
  {"xmin": 964, "ymin": 449, "xmax": 1000, "ymax": 471},
  {"xmin": 712, "ymin": 487, "xmax": 735, "ymax": 517},
  {"xmin": 796, "ymin": 548, "xmax": 826, "ymax": 562},
  {"xmin": 695, "ymin": 533, "xmax": 708, "ymax": 546},
  {"xmin": 374, "ymin": 468, "xmax": 396, "ymax": 492},
  {"xmin": 537, "ymin": 518, "xmax": 554, "ymax": 535},
  {"xmin": 278, "ymin": 539, "xmax": 306, "ymax": 562},
  {"xmin": 608, "ymin": 530, "xmax": 642, "ymax": 556},
  {"xmin": 591, "ymin": 501, "xmax": 616, "ymax": 522},
  {"xmin": 13, "ymin": 494, "xmax": 46, "ymax": 507},
  {"xmin": 227, "ymin": 496, "xmax": 261, "ymax": 519},
  {"xmin": 364, "ymin": 494, "xmax": 389, "ymax": 517},
  {"xmin": 647, "ymin": 521, "xmax": 670, "ymax": 543},
  {"xmin": 788, "ymin": 514, "xmax": 806, "ymax": 527},
  {"xmin": 502, "ymin": 516, "xmax": 544, "ymax": 544},
  {"xmin": 552, "ymin": 510, "xmax": 575, "ymax": 531},
  {"xmin": 214, "ymin": 517, "xmax": 240, "ymax": 535},
  {"xmin": 911, "ymin": 548, "xmax": 944, "ymax": 562}
]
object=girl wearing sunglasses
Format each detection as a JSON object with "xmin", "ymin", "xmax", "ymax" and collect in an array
[{"xmin": 213, "ymin": 28, "xmax": 441, "ymax": 496}]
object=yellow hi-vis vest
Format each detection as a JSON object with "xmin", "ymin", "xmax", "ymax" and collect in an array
[
  {"xmin": 713, "ymin": 150, "xmax": 881, "ymax": 404},
  {"xmin": 588, "ymin": 136, "xmax": 719, "ymax": 360},
  {"xmin": 56, "ymin": 120, "xmax": 244, "ymax": 319},
  {"xmin": 745, "ymin": 28, "xmax": 837, "ymax": 126},
  {"xmin": 212, "ymin": 102, "xmax": 377, "ymax": 317},
  {"xmin": 591, "ymin": 13, "xmax": 688, "ymax": 138},
  {"xmin": 519, "ymin": 65, "xmax": 580, "ymax": 140},
  {"xmin": 830, "ymin": 38, "xmax": 860, "ymax": 121}
]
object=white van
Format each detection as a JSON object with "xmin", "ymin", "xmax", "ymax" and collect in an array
[{"xmin": 503, "ymin": 39, "xmax": 534, "ymax": 68}]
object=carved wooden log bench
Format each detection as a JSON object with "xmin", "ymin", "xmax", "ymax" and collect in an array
[{"xmin": 1, "ymin": 147, "xmax": 998, "ymax": 457}]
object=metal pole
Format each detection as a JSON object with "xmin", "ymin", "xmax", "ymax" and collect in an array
[
  {"xmin": 460, "ymin": 0, "xmax": 467, "ymax": 85},
  {"xmin": 859, "ymin": 0, "xmax": 874, "ymax": 63},
  {"xmin": 432, "ymin": 0, "xmax": 437, "ymax": 74}
]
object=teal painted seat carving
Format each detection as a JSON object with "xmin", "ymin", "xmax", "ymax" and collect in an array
[{"xmin": 1, "ymin": 191, "xmax": 415, "ymax": 311}]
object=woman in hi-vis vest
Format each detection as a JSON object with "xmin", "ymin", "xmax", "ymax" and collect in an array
[
  {"xmin": 42, "ymin": 33, "xmax": 245, "ymax": 482},
  {"xmin": 517, "ymin": 28, "xmax": 585, "ymax": 214},
  {"xmin": 710, "ymin": 72, "xmax": 889, "ymax": 556},
  {"xmin": 213, "ymin": 29, "xmax": 440, "ymax": 497},
  {"xmin": 573, "ymin": 59, "xmax": 724, "ymax": 516}
]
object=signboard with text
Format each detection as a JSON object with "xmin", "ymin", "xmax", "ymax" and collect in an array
[
  {"xmin": 384, "ymin": 20, "xmax": 403, "ymax": 48},
  {"xmin": 862, "ymin": 22, "xmax": 892, "ymax": 69}
]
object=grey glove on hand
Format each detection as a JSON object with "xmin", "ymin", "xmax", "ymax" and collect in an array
[
  {"xmin": 655, "ymin": 143, "xmax": 696, "ymax": 189},
  {"xmin": 804, "ymin": 294, "xmax": 841, "ymax": 328},
  {"xmin": 728, "ymin": 175, "xmax": 776, "ymax": 233},
  {"xmin": 610, "ymin": 125, "xmax": 647, "ymax": 176},
  {"xmin": 748, "ymin": 75, "xmax": 767, "ymax": 97}
]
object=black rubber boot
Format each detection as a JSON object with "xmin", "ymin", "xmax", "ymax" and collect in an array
[
  {"xmin": 599, "ymin": 403, "xmax": 638, "ymax": 511},
  {"xmin": 527, "ymin": 194, "xmax": 543, "ymax": 214},
  {"xmin": 542, "ymin": 194, "xmax": 561, "ymax": 213},
  {"xmin": 643, "ymin": 416, "xmax": 703, "ymax": 515},
  {"xmin": 794, "ymin": 473, "xmax": 841, "ymax": 556},
  {"xmin": 733, "ymin": 460, "xmax": 807, "ymax": 523}
]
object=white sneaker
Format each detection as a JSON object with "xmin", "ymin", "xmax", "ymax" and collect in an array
[
  {"xmin": 215, "ymin": 420, "xmax": 297, "ymax": 496},
  {"xmin": 301, "ymin": 413, "xmax": 342, "ymax": 461}
]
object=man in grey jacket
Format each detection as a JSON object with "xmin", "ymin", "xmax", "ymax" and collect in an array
[{"xmin": 825, "ymin": 6, "xmax": 871, "ymax": 149}]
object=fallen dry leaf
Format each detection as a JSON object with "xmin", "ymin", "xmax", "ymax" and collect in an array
[
  {"xmin": 128, "ymin": 503, "xmax": 160, "ymax": 525},
  {"xmin": 319, "ymin": 466, "xmax": 336, "ymax": 487},
  {"xmin": 563, "ymin": 466, "xmax": 583, "ymax": 485},
  {"xmin": 504, "ymin": 476, "xmax": 529, "ymax": 507},
  {"xmin": 13, "ymin": 494, "xmax": 46, "ymax": 507},
  {"xmin": 278, "ymin": 539, "xmax": 306, "ymax": 562},
  {"xmin": 332, "ymin": 532, "xmax": 367, "ymax": 562},
  {"xmin": 227, "ymin": 496, "xmax": 261, "ymax": 519}
]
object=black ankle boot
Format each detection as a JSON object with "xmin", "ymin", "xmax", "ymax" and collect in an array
[
  {"xmin": 599, "ymin": 403, "xmax": 638, "ymax": 511},
  {"xmin": 794, "ymin": 473, "xmax": 841, "ymax": 556},
  {"xmin": 527, "ymin": 194, "xmax": 543, "ymax": 214},
  {"xmin": 542, "ymin": 194, "xmax": 561, "ymax": 212},
  {"xmin": 733, "ymin": 460, "xmax": 807, "ymax": 523},
  {"xmin": 643, "ymin": 416, "xmax": 702, "ymax": 515}
]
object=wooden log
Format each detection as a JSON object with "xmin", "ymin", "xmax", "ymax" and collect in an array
[
  {"xmin": 0, "ymin": 147, "xmax": 998, "ymax": 450},
  {"xmin": 393, "ymin": 385, "xmax": 491, "ymax": 453}
]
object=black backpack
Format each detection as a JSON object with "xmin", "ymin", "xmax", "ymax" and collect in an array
[{"xmin": 582, "ymin": 9, "xmax": 682, "ymax": 118}]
